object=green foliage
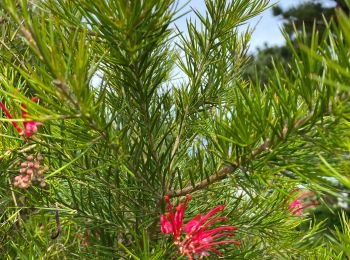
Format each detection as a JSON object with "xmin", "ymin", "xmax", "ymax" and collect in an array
[
  {"xmin": 0, "ymin": 0, "xmax": 349, "ymax": 259},
  {"xmin": 245, "ymin": 0, "xmax": 349, "ymax": 83},
  {"xmin": 272, "ymin": 1, "xmax": 343, "ymax": 37}
]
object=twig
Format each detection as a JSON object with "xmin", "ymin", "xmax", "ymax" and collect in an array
[
  {"xmin": 18, "ymin": 144, "xmax": 37, "ymax": 153},
  {"xmin": 166, "ymin": 114, "xmax": 313, "ymax": 198},
  {"xmin": 251, "ymin": 138, "xmax": 271, "ymax": 157},
  {"xmin": 166, "ymin": 106, "xmax": 189, "ymax": 191},
  {"xmin": 166, "ymin": 164, "xmax": 237, "ymax": 197},
  {"xmin": 51, "ymin": 202, "xmax": 61, "ymax": 239},
  {"xmin": 41, "ymin": 114, "xmax": 82, "ymax": 120},
  {"xmin": 20, "ymin": 26, "xmax": 43, "ymax": 61},
  {"xmin": 52, "ymin": 80, "xmax": 80, "ymax": 109},
  {"xmin": 0, "ymin": 144, "xmax": 37, "ymax": 160}
]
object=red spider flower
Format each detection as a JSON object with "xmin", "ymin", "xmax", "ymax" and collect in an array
[
  {"xmin": 288, "ymin": 189, "xmax": 318, "ymax": 217},
  {"xmin": 161, "ymin": 195, "xmax": 192, "ymax": 245},
  {"xmin": 161, "ymin": 195, "xmax": 240, "ymax": 260},
  {"xmin": 0, "ymin": 97, "xmax": 43, "ymax": 140},
  {"xmin": 21, "ymin": 97, "xmax": 43, "ymax": 138}
]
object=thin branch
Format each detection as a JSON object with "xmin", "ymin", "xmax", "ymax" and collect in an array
[
  {"xmin": 41, "ymin": 114, "xmax": 82, "ymax": 120},
  {"xmin": 166, "ymin": 105, "xmax": 189, "ymax": 191},
  {"xmin": 20, "ymin": 25, "xmax": 43, "ymax": 61},
  {"xmin": 52, "ymin": 80, "xmax": 80, "ymax": 109},
  {"xmin": 166, "ymin": 164, "xmax": 237, "ymax": 197},
  {"xmin": 51, "ymin": 202, "xmax": 61, "ymax": 239},
  {"xmin": 0, "ymin": 144, "xmax": 37, "ymax": 160},
  {"xmin": 251, "ymin": 138, "xmax": 271, "ymax": 157},
  {"xmin": 166, "ymin": 114, "xmax": 313, "ymax": 198}
]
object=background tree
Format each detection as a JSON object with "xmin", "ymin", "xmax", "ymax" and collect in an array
[{"xmin": 245, "ymin": 0, "xmax": 349, "ymax": 83}]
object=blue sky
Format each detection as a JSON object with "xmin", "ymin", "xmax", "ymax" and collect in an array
[{"xmin": 174, "ymin": 0, "xmax": 335, "ymax": 52}]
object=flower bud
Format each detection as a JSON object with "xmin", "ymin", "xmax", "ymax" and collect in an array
[
  {"xmin": 19, "ymin": 168, "xmax": 26, "ymax": 174},
  {"xmin": 34, "ymin": 162, "xmax": 40, "ymax": 169},
  {"xmin": 22, "ymin": 182, "xmax": 30, "ymax": 188},
  {"xmin": 26, "ymin": 169, "xmax": 33, "ymax": 175},
  {"xmin": 28, "ymin": 162, "xmax": 34, "ymax": 168},
  {"xmin": 21, "ymin": 162, "xmax": 28, "ymax": 168},
  {"xmin": 37, "ymin": 153, "xmax": 43, "ymax": 161},
  {"xmin": 26, "ymin": 155, "xmax": 34, "ymax": 161},
  {"xmin": 22, "ymin": 175, "xmax": 30, "ymax": 183}
]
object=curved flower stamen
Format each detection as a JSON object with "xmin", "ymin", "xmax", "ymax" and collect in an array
[
  {"xmin": 160, "ymin": 195, "xmax": 240, "ymax": 259},
  {"xmin": 0, "ymin": 97, "xmax": 43, "ymax": 140},
  {"xmin": 288, "ymin": 190, "xmax": 318, "ymax": 217},
  {"xmin": 0, "ymin": 102, "xmax": 24, "ymax": 135},
  {"xmin": 21, "ymin": 97, "xmax": 43, "ymax": 138}
]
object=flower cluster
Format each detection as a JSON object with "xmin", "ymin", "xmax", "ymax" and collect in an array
[
  {"xmin": 0, "ymin": 96, "xmax": 43, "ymax": 141},
  {"xmin": 161, "ymin": 195, "xmax": 240, "ymax": 260},
  {"xmin": 13, "ymin": 153, "xmax": 48, "ymax": 189},
  {"xmin": 288, "ymin": 189, "xmax": 318, "ymax": 217}
]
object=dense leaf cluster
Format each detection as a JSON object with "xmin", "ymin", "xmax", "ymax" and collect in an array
[{"xmin": 0, "ymin": 0, "xmax": 349, "ymax": 258}]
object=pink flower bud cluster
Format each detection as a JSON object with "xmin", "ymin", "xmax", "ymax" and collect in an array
[{"xmin": 13, "ymin": 153, "xmax": 48, "ymax": 189}]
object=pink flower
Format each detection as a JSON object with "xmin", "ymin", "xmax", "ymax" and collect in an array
[
  {"xmin": 0, "ymin": 97, "xmax": 43, "ymax": 140},
  {"xmin": 21, "ymin": 97, "xmax": 43, "ymax": 138},
  {"xmin": 23, "ymin": 121, "xmax": 43, "ymax": 137},
  {"xmin": 161, "ymin": 195, "xmax": 240, "ymax": 259},
  {"xmin": 161, "ymin": 195, "xmax": 192, "ymax": 245},
  {"xmin": 288, "ymin": 189, "xmax": 318, "ymax": 217}
]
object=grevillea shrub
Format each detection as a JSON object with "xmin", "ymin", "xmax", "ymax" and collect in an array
[{"xmin": 0, "ymin": 0, "xmax": 349, "ymax": 259}]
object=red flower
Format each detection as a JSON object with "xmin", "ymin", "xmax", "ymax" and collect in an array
[
  {"xmin": 288, "ymin": 189, "xmax": 318, "ymax": 217},
  {"xmin": 0, "ymin": 97, "xmax": 43, "ymax": 140},
  {"xmin": 161, "ymin": 195, "xmax": 192, "ymax": 245},
  {"xmin": 161, "ymin": 195, "xmax": 240, "ymax": 259},
  {"xmin": 0, "ymin": 102, "xmax": 23, "ymax": 135},
  {"xmin": 21, "ymin": 97, "xmax": 43, "ymax": 138}
]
